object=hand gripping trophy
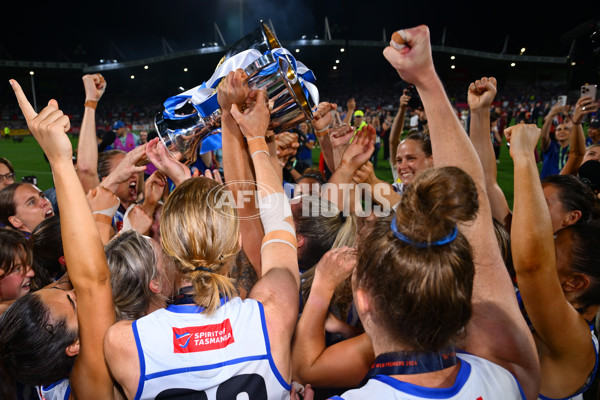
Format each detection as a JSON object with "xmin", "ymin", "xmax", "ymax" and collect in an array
[{"xmin": 154, "ymin": 22, "xmax": 319, "ymax": 164}]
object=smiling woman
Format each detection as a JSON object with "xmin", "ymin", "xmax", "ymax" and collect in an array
[{"xmin": 0, "ymin": 228, "xmax": 34, "ymax": 305}]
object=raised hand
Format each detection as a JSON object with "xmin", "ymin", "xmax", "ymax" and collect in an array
[
  {"xmin": 276, "ymin": 132, "xmax": 300, "ymax": 166},
  {"xmin": 352, "ymin": 161, "xmax": 375, "ymax": 185},
  {"xmin": 87, "ymin": 185, "xmax": 120, "ymax": 215},
  {"xmin": 123, "ymin": 205, "xmax": 153, "ymax": 235},
  {"xmin": 382, "ymin": 25, "xmax": 436, "ymax": 87},
  {"xmin": 468, "ymin": 77, "xmax": 497, "ymax": 111},
  {"xmin": 505, "ymin": 124, "xmax": 541, "ymax": 159},
  {"xmin": 217, "ymin": 69, "xmax": 250, "ymax": 114},
  {"xmin": 82, "ymin": 74, "xmax": 107, "ymax": 102},
  {"xmin": 146, "ymin": 137, "xmax": 191, "ymax": 186},
  {"xmin": 230, "ymin": 89, "xmax": 270, "ymax": 140},
  {"xmin": 329, "ymin": 124, "xmax": 354, "ymax": 149},
  {"xmin": 400, "ymin": 89, "xmax": 411, "ymax": 108},
  {"xmin": 10, "ymin": 79, "xmax": 72, "ymax": 165},
  {"xmin": 340, "ymin": 129, "xmax": 375, "ymax": 172},
  {"xmin": 314, "ymin": 246, "xmax": 357, "ymax": 292},
  {"xmin": 202, "ymin": 168, "xmax": 224, "ymax": 184},
  {"xmin": 546, "ymin": 103, "xmax": 570, "ymax": 120},
  {"xmin": 103, "ymin": 144, "xmax": 147, "ymax": 190},
  {"xmin": 572, "ymin": 96, "xmax": 599, "ymax": 125},
  {"xmin": 142, "ymin": 171, "xmax": 167, "ymax": 211},
  {"xmin": 346, "ymin": 98, "xmax": 356, "ymax": 112},
  {"xmin": 312, "ymin": 102, "xmax": 338, "ymax": 134}
]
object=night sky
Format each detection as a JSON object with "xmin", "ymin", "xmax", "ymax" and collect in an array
[{"xmin": 2, "ymin": 0, "xmax": 598, "ymax": 65}]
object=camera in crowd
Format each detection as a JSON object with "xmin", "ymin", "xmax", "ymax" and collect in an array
[
  {"xmin": 22, "ymin": 175, "xmax": 38, "ymax": 185},
  {"xmin": 406, "ymin": 84, "xmax": 423, "ymax": 109},
  {"xmin": 289, "ymin": 127, "xmax": 308, "ymax": 149}
]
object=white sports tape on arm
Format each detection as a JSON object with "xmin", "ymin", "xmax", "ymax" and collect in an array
[{"xmin": 258, "ymin": 192, "xmax": 294, "ymax": 235}]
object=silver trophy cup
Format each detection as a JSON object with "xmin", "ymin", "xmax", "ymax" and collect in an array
[{"xmin": 154, "ymin": 23, "xmax": 315, "ymax": 164}]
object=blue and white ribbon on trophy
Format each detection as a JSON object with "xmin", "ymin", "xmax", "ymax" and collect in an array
[{"xmin": 162, "ymin": 47, "xmax": 319, "ymax": 154}]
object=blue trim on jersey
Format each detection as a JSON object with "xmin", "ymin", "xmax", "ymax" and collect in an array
[
  {"xmin": 457, "ymin": 351, "xmax": 525, "ymax": 399},
  {"xmin": 166, "ymin": 297, "xmax": 228, "ymax": 313},
  {"xmin": 42, "ymin": 378, "xmax": 67, "ymax": 391},
  {"xmin": 538, "ymin": 328, "xmax": 599, "ymax": 400},
  {"xmin": 328, "ymin": 397, "xmax": 345, "ymax": 400},
  {"xmin": 258, "ymin": 301, "xmax": 292, "ymax": 391},
  {"xmin": 166, "ymin": 304, "xmax": 206, "ymax": 313},
  {"xmin": 40, "ymin": 378, "xmax": 71, "ymax": 400},
  {"xmin": 371, "ymin": 359, "xmax": 471, "ymax": 398},
  {"xmin": 145, "ymin": 354, "xmax": 269, "ymax": 380},
  {"xmin": 133, "ymin": 320, "xmax": 147, "ymax": 400}
]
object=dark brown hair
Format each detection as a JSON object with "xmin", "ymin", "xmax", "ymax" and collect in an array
[
  {"xmin": 0, "ymin": 228, "xmax": 32, "ymax": 279},
  {"xmin": 0, "ymin": 183, "xmax": 22, "ymax": 228}
]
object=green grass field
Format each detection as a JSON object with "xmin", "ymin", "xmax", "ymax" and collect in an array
[
  {"xmin": 0, "ymin": 133, "xmax": 518, "ymax": 208},
  {"xmin": 0, "ymin": 135, "xmax": 74, "ymax": 191}
]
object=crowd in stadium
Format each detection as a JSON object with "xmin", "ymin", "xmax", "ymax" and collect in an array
[{"xmin": 1, "ymin": 25, "xmax": 600, "ymax": 400}]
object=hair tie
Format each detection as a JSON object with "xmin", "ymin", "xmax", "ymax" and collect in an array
[
  {"xmin": 194, "ymin": 266, "xmax": 213, "ymax": 274},
  {"xmin": 339, "ymin": 212, "xmax": 347, "ymax": 224},
  {"xmin": 390, "ymin": 216, "xmax": 458, "ymax": 248}
]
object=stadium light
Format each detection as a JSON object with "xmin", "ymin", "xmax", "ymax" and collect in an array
[
  {"xmin": 451, "ymin": 65, "xmax": 455, "ymax": 69},
  {"xmin": 520, "ymin": 47, "xmax": 526, "ymax": 53},
  {"xmin": 340, "ymin": 48, "xmax": 345, "ymax": 52},
  {"xmin": 295, "ymin": 49, "xmax": 300, "ymax": 53},
  {"xmin": 184, "ymin": 68, "xmax": 188, "ymax": 72},
  {"xmin": 130, "ymin": 75, "xmax": 135, "ymax": 79},
  {"xmin": 510, "ymin": 62, "xmax": 516, "ymax": 67},
  {"xmin": 29, "ymin": 71, "xmax": 37, "ymax": 112},
  {"xmin": 571, "ymin": 61, "xmax": 576, "ymax": 66},
  {"xmin": 450, "ymin": 55, "xmax": 455, "ymax": 60},
  {"xmin": 333, "ymin": 66, "xmax": 337, "ymax": 70},
  {"xmin": 335, "ymin": 59, "xmax": 340, "ymax": 64},
  {"xmin": 144, "ymin": 65, "xmax": 149, "ymax": 70}
]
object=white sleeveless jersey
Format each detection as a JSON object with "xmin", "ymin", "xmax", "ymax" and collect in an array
[
  {"xmin": 330, "ymin": 353, "xmax": 525, "ymax": 400},
  {"xmin": 36, "ymin": 378, "xmax": 70, "ymax": 400},
  {"xmin": 132, "ymin": 297, "xmax": 290, "ymax": 400}
]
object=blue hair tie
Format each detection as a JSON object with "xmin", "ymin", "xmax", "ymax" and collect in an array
[
  {"xmin": 194, "ymin": 266, "xmax": 213, "ymax": 273},
  {"xmin": 390, "ymin": 216, "xmax": 458, "ymax": 248}
]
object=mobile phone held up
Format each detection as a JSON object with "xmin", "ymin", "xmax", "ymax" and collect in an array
[
  {"xmin": 581, "ymin": 84, "xmax": 598, "ymax": 101},
  {"xmin": 555, "ymin": 95, "xmax": 567, "ymax": 107}
]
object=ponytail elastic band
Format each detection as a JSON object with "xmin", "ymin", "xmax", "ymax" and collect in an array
[
  {"xmin": 390, "ymin": 216, "xmax": 458, "ymax": 248},
  {"xmin": 194, "ymin": 266, "xmax": 213, "ymax": 273}
]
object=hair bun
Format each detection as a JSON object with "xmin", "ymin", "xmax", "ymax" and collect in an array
[{"xmin": 396, "ymin": 167, "xmax": 479, "ymax": 244}]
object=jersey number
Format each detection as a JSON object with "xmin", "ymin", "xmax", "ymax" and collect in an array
[{"xmin": 155, "ymin": 374, "xmax": 268, "ymax": 399}]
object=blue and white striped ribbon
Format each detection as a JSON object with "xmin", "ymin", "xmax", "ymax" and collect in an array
[{"xmin": 162, "ymin": 47, "xmax": 319, "ymax": 121}]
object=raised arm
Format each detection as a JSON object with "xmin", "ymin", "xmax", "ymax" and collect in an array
[
  {"xmin": 467, "ymin": 77, "xmax": 511, "ymax": 224},
  {"xmin": 388, "ymin": 90, "xmax": 410, "ymax": 178},
  {"xmin": 101, "ymin": 144, "xmax": 147, "ymax": 193},
  {"xmin": 291, "ymin": 247, "xmax": 374, "ymax": 387},
  {"xmin": 77, "ymin": 74, "xmax": 106, "ymax": 193},
  {"xmin": 230, "ymin": 88, "xmax": 300, "ymax": 382},
  {"xmin": 508, "ymin": 123, "xmax": 597, "ymax": 397},
  {"xmin": 540, "ymin": 104, "xmax": 569, "ymax": 152},
  {"xmin": 560, "ymin": 96, "xmax": 597, "ymax": 175},
  {"xmin": 324, "ymin": 129, "xmax": 374, "ymax": 215},
  {"xmin": 342, "ymin": 98, "xmax": 355, "ymax": 125},
  {"xmin": 218, "ymin": 70, "xmax": 264, "ymax": 275},
  {"xmin": 11, "ymin": 80, "xmax": 116, "ymax": 399},
  {"xmin": 383, "ymin": 26, "xmax": 539, "ymax": 399}
]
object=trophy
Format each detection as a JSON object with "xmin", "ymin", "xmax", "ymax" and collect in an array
[{"xmin": 155, "ymin": 22, "xmax": 318, "ymax": 164}]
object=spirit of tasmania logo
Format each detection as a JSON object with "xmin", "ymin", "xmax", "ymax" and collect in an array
[{"xmin": 173, "ymin": 319, "xmax": 235, "ymax": 353}]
